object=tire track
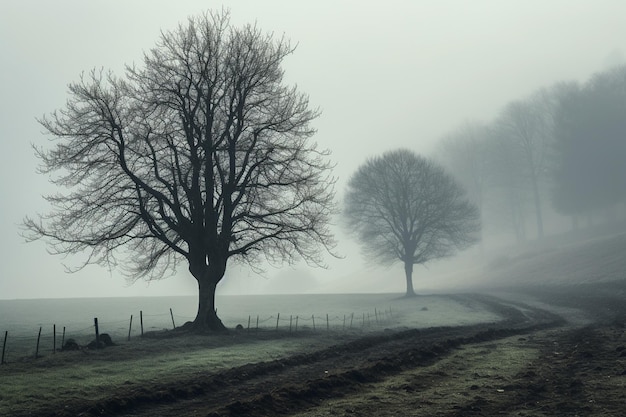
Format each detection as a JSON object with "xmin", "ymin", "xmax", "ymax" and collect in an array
[{"xmin": 93, "ymin": 294, "xmax": 562, "ymax": 417}]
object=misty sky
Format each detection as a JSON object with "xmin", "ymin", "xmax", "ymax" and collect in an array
[{"xmin": 2, "ymin": 0, "xmax": 626, "ymax": 300}]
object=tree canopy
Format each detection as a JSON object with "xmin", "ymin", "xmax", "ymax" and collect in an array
[
  {"xmin": 24, "ymin": 11, "xmax": 336, "ymax": 331},
  {"xmin": 552, "ymin": 67, "xmax": 626, "ymax": 218},
  {"xmin": 343, "ymin": 149, "xmax": 480, "ymax": 296}
]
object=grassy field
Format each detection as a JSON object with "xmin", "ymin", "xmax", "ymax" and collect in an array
[
  {"xmin": 0, "ymin": 294, "xmax": 502, "ymax": 416},
  {"xmin": 1, "ymin": 332, "xmax": 332, "ymax": 415}
]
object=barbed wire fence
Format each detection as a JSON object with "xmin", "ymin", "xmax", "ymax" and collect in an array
[{"xmin": 0, "ymin": 306, "xmax": 395, "ymax": 365}]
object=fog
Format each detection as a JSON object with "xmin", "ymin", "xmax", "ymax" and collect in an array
[{"xmin": 2, "ymin": 1, "xmax": 626, "ymax": 300}]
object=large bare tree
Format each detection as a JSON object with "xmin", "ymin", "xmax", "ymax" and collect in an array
[
  {"xmin": 343, "ymin": 149, "xmax": 480, "ymax": 297},
  {"xmin": 24, "ymin": 11, "xmax": 336, "ymax": 331}
]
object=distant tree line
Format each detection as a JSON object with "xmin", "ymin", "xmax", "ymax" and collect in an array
[{"xmin": 436, "ymin": 65, "xmax": 626, "ymax": 244}]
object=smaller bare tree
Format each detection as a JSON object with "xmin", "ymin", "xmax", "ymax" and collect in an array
[{"xmin": 343, "ymin": 149, "xmax": 480, "ymax": 296}]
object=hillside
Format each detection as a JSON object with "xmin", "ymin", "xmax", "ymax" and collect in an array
[{"xmin": 477, "ymin": 230, "xmax": 626, "ymax": 288}]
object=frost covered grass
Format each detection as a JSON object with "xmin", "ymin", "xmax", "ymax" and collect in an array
[
  {"xmin": 0, "ymin": 294, "xmax": 501, "ymax": 416},
  {"xmin": 0, "ymin": 334, "xmax": 329, "ymax": 415},
  {"xmin": 0, "ymin": 292, "xmax": 499, "ymax": 359}
]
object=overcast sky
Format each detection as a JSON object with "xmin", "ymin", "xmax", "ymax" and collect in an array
[{"xmin": 1, "ymin": 0, "xmax": 625, "ymax": 299}]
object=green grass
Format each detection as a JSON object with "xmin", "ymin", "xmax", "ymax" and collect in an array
[{"xmin": 0, "ymin": 332, "xmax": 339, "ymax": 415}]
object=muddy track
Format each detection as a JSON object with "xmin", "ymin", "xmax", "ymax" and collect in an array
[
  {"xmin": 443, "ymin": 324, "xmax": 624, "ymax": 417},
  {"xmin": 42, "ymin": 294, "xmax": 564, "ymax": 417}
]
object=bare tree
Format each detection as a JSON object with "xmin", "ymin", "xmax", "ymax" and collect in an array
[
  {"xmin": 484, "ymin": 127, "xmax": 530, "ymax": 243},
  {"xmin": 436, "ymin": 121, "xmax": 490, "ymax": 249},
  {"xmin": 493, "ymin": 91, "xmax": 553, "ymax": 239},
  {"xmin": 23, "ymin": 11, "xmax": 336, "ymax": 331},
  {"xmin": 343, "ymin": 149, "xmax": 480, "ymax": 297}
]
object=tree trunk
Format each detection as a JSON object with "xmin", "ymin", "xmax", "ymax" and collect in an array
[
  {"xmin": 194, "ymin": 277, "xmax": 227, "ymax": 332},
  {"xmin": 187, "ymin": 255, "xmax": 228, "ymax": 332},
  {"xmin": 530, "ymin": 173, "xmax": 544, "ymax": 239},
  {"xmin": 404, "ymin": 261, "xmax": 416, "ymax": 297}
]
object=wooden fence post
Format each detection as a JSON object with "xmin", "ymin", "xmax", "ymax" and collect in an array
[
  {"xmin": 35, "ymin": 327, "xmax": 42, "ymax": 358},
  {"xmin": 94, "ymin": 318, "xmax": 100, "ymax": 349},
  {"xmin": 326, "ymin": 314, "xmax": 329, "ymax": 331},
  {"xmin": 312, "ymin": 315, "xmax": 316, "ymax": 331},
  {"xmin": 276, "ymin": 313, "xmax": 280, "ymax": 331},
  {"xmin": 1, "ymin": 331, "xmax": 7, "ymax": 364},
  {"xmin": 247, "ymin": 315, "xmax": 251, "ymax": 333},
  {"xmin": 170, "ymin": 308, "xmax": 176, "ymax": 329},
  {"xmin": 256, "ymin": 315, "xmax": 259, "ymax": 333},
  {"xmin": 140, "ymin": 311, "xmax": 144, "ymax": 336},
  {"xmin": 128, "ymin": 315, "xmax": 133, "ymax": 342},
  {"xmin": 53, "ymin": 324, "xmax": 56, "ymax": 354},
  {"xmin": 62, "ymin": 327, "xmax": 66, "ymax": 349},
  {"xmin": 289, "ymin": 315, "xmax": 293, "ymax": 333},
  {"xmin": 350, "ymin": 313, "xmax": 354, "ymax": 329}
]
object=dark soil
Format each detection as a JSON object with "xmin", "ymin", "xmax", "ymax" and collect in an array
[{"xmin": 444, "ymin": 324, "xmax": 626, "ymax": 417}]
